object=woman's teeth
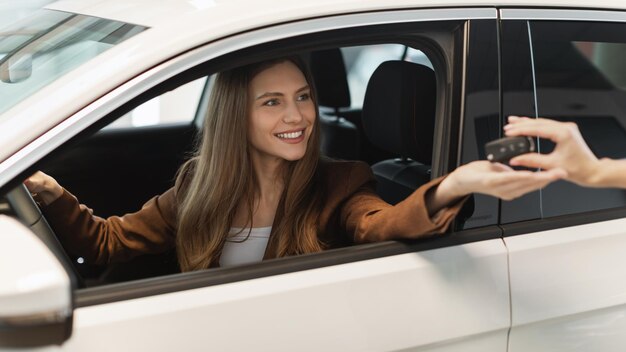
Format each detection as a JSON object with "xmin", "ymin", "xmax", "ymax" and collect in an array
[{"xmin": 276, "ymin": 130, "xmax": 303, "ymax": 139}]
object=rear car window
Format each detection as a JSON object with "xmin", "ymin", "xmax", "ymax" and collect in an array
[{"xmin": 529, "ymin": 20, "xmax": 626, "ymax": 217}]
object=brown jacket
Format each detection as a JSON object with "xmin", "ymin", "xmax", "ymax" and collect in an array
[{"xmin": 42, "ymin": 160, "xmax": 466, "ymax": 266}]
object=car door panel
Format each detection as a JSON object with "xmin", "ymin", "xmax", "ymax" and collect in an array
[
  {"xmin": 505, "ymin": 218, "xmax": 626, "ymax": 351},
  {"xmin": 59, "ymin": 241, "xmax": 509, "ymax": 352}
]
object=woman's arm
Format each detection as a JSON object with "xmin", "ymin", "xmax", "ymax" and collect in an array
[
  {"xmin": 340, "ymin": 173, "xmax": 464, "ymax": 243},
  {"xmin": 24, "ymin": 171, "xmax": 178, "ymax": 264},
  {"xmin": 340, "ymin": 160, "xmax": 564, "ymax": 243}
]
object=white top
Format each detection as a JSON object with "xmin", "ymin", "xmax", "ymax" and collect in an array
[{"xmin": 219, "ymin": 227, "xmax": 272, "ymax": 267}]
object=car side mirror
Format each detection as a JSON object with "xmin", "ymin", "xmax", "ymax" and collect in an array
[
  {"xmin": 0, "ymin": 215, "xmax": 72, "ymax": 348},
  {"xmin": 0, "ymin": 52, "xmax": 33, "ymax": 83}
]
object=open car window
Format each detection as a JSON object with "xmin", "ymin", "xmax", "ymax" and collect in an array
[
  {"xmin": 34, "ymin": 43, "xmax": 440, "ymax": 287},
  {"xmin": 28, "ymin": 45, "xmax": 443, "ymax": 290}
]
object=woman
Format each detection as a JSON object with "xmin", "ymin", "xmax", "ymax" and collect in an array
[{"xmin": 26, "ymin": 57, "xmax": 564, "ymax": 271}]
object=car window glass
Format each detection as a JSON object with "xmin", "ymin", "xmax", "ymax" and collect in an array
[
  {"xmin": 0, "ymin": 1, "xmax": 54, "ymax": 30},
  {"xmin": 0, "ymin": 9, "xmax": 146, "ymax": 117},
  {"xmin": 530, "ymin": 21, "xmax": 626, "ymax": 217},
  {"xmin": 105, "ymin": 77, "xmax": 206, "ymax": 129}
]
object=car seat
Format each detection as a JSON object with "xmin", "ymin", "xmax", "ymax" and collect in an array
[
  {"xmin": 361, "ymin": 60, "xmax": 436, "ymax": 205},
  {"xmin": 309, "ymin": 48, "xmax": 360, "ymax": 160}
]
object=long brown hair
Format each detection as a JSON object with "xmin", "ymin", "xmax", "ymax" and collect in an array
[{"xmin": 175, "ymin": 57, "xmax": 325, "ymax": 271}]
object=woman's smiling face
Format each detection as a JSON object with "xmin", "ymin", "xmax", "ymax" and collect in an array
[{"xmin": 247, "ymin": 60, "xmax": 316, "ymax": 165}]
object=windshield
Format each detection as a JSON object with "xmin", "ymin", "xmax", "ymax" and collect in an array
[{"xmin": 0, "ymin": 9, "xmax": 147, "ymax": 116}]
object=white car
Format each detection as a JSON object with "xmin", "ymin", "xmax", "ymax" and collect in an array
[{"xmin": 2, "ymin": 0, "xmax": 626, "ymax": 351}]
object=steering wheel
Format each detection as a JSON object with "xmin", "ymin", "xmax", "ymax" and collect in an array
[{"xmin": 6, "ymin": 184, "xmax": 84, "ymax": 288}]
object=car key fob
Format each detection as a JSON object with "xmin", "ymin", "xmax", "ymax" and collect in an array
[{"xmin": 485, "ymin": 136, "xmax": 535, "ymax": 163}]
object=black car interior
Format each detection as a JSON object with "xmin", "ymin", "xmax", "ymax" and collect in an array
[
  {"xmin": 0, "ymin": 44, "xmax": 438, "ymax": 286},
  {"xmin": 310, "ymin": 48, "xmax": 360, "ymax": 161},
  {"xmin": 310, "ymin": 48, "xmax": 397, "ymax": 165},
  {"xmin": 361, "ymin": 60, "xmax": 436, "ymax": 205}
]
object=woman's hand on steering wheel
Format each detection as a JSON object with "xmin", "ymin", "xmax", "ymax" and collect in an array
[{"xmin": 24, "ymin": 171, "xmax": 63, "ymax": 206}]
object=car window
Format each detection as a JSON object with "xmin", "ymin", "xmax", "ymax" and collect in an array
[
  {"xmin": 0, "ymin": 9, "xmax": 146, "ymax": 117},
  {"xmin": 105, "ymin": 77, "xmax": 206, "ymax": 129},
  {"xmin": 0, "ymin": 0, "xmax": 54, "ymax": 29},
  {"xmin": 529, "ymin": 20, "xmax": 626, "ymax": 217},
  {"xmin": 58, "ymin": 38, "xmax": 444, "ymax": 286},
  {"xmin": 39, "ymin": 45, "xmax": 444, "ymax": 288}
]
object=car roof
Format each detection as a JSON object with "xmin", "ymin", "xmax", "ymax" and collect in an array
[{"xmin": 47, "ymin": 0, "xmax": 626, "ymax": 28}]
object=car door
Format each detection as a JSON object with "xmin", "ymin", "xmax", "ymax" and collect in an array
[
  {"xmin": 500, "ymin": 9, "xmax": 626, "ymax": 352},
  {"xmin": 0, "ymin": 8, "xmax": 510, "ymax": 352}
]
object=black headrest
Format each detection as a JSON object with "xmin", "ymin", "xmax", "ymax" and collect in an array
[
  {"xmin": 362, "ymin": 61, "xmax": 435, "ymax": 164},
  {"xmin": 309, "ymin": 49, "xmax": 351, "ymax": 108}
]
